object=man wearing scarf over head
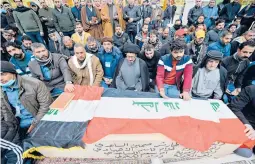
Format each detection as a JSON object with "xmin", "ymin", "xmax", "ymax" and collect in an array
[
  {"xmin": 29, "ymin": 43, "xmax": 74, "ymax": 98},
  {"xmin": 81, "ymin": 0, "xmax": 104, "ymax": 40},
  {"xmin": 68, "ymin": 43, "xmax": 104, "ymax": 86}
]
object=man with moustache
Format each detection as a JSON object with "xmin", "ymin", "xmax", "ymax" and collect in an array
[
  {"xmin": 156, "ymin": 39, "xmax": 193, "ymax": 100},
  {"xmin": 29, "ymin": 43, "xmax": 74, "ymax": 98},
  {"xmin": 113, "ymin": 42, "xmax": 149, "ymax": 92},
  {"xmin": 4, "ymin": 42, "xmax": 34, "ymax": 76},
  {"xmin": 187, "ymin": 0, "xmax": 203, "ymax": 26},
  {"xmin": 221, "ymin": 41, "xmax": 255, "ymax": 103},
  {"xmin": 21, "ymin": 35, "xmax": 32, "ymax": 54},
  {"xmin": 97, "ymin": 37, "xmax": 123, "ymax": 88},
  {"xmin": 71, "ymin": 22, "xmax": 91, "ymax": 46},
  {"xmin": 192, "ymin": 50, "xmax": 227, "ymax": 99},
  {"xmin": 85, "ymin": 36, "xmax": 102, "ymax": 55},
  {"xmin": 205, "ymin": 19, "xmax": 225, "ymax": 45},
  {"xmin": 158, "ymin": 27, "xmax": 171, "ymax": 45},
  {"xmin": 112, "ymin": 24, "xmax": 130, "ymax": 52},
  {"xmin": 61, "ymin": 36, "xmax": 75, "ymax": 59}
]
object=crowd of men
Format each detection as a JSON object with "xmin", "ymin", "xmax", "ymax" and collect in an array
[{"xmin": 0, "ymin": 0, "xmax": 255, "ymax": 163}]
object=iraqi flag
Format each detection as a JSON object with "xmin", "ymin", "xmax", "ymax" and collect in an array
[{"xmin": 23, "ymin": 86, "xmax": 254, "ymax": 160}]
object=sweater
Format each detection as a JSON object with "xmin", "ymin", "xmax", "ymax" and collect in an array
[
  {"xmin": 156, "ymin": 54, "xmax": 193, "ymax": 92},
  {"xmin": 13, "ymin": 7, "xmax": 43, "ymax": 34}
]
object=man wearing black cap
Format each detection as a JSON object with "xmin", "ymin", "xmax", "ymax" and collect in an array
[
  {"xmin": 112, "ymin": 43, "xmax": 150, "ymax": 92},
  {"xmin": 0, "ymin": 61, "xmax": 52, "ymax": 137},
  {"xmin": 192, "ymin": 50, "xmax": 227, "ymax": 99}
]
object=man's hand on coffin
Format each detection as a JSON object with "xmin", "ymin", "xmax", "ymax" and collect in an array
[
  {"xmin": 159, "ymin": 88, "xmax": 169, "ymax": 99},
  {"xmin": 64, "ymin": 83, "xmax": 75, "ymax": 92},
  {"xmin": 180, "ymin": 91, "xmax": 191, "ymax": 101},
  {"xmin": 244, "ymin": 124, "xmax": 255, "ymax": 140}
]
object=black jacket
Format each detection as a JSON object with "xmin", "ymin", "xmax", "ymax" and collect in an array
[
  {"xmin": 221, "ymin": 54, "xmax": 250, "ymax": 88},
  {"xmin": 228, "ymin": 85, "xmax": 255, "ymax": 128},
  {"xmin": 193, "ymin": 57, "xmax": 228, "ymax": 96},
  {"xmin": 141, "ymin": 5, "xmax": 152, "ymax": 19},
  {"xmin": 113, "ymin": 32, "xmax": 130, "ymax": 52},
  {"xmin": 138, "ymin": 50, "xmax": 160, "ymax": 80},
  {"xmin": 242, "ymin": 64, "xmax": 255, "ymax": 88},
  {"xmin": 111, "ymin": 58, "xmax": 150, "ymax": 92}
]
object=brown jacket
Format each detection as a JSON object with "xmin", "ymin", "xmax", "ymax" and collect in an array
[
  {"xmin": 68, "ymin": 55, "xmax": 104, "ymax": 86},
  {"xmin": 1, "ymin": 75, "xmax": 52, "ymax": 126}
]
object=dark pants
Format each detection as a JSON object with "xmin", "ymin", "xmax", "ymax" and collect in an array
[
  {"xmin": 1, "ymin": 139, "xmax": 23, "ymax": 164},
  {"xmin": 25, "ymin": 31, "xmax": 45, "ymax": 44},
  {"xmin": 63, "ymin": 30, "xmax": 75, "ymax": 37},
  {"xmin": 127, "ymin": 29, "xmax": 137, "ymax": 44}
]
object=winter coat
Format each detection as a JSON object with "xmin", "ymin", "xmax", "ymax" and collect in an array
[
  {"xmin": 52, "ymin": 5, "xmax": 76, "ymax": 32},
  {"xmin": 13, "ymin": 7, "xmax": 43, "ymax": 34},
  {"xmin": 163, "ymin": 5, "xmax": 172, "ymax": 20},
  {"xmin": 141, "ymin": 5, "xmax": 152, "ymax": 19},
  {"xmin": 238, "ymin": 4, "xmax": 255, "ymax": 27},
  {"xmin": 38, "ymin": 7, "xmax": 55, "ymax": 28},
  {"xmin": 28, "ymin": 53, "xmax": 73, "ymax": 91},
  {"xmin": 112, "ymin": 32, "xmax": 130, "ymax": 52},
  {"xmin": 203, "ymin": 5, "xmax": 218, "ymax": 29},
  {"xmin": 123, "ymin": 5, "xmax": 141, "ymax": 31},
  {"xmin": 188, "ymin": 6, "xmax": 203, "ymax": 25},
  {"xmin": 204, "ymin": 28, "xmax": 224, "ymax": 45},
  {"xmin": 207, "ymin": 41, "xmax": 231, "ymax": 58}
]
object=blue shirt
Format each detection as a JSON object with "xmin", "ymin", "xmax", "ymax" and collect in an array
[
  {"xmin": 10, "ymin": 52, "xmax": 34, "ymax": 76},
  {"xmin": 40, "ymin": 65, "xmax": 51, "ymax": 80},
  {"xmin": 2, "ymin": 81, "xmax": 33, "ymax": 128}
]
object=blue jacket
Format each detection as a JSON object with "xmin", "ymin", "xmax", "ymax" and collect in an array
[
  {"xmin": 10, "ymin": 52, "xmax": 34, "ymax": 76},
  {"xmin": 203, "ymin": 5, "xmax": 218, "ymax": 29},
  {"xmin": 207, "ymin": 41, "xmax": 231, "ymax": 58},
  {"xmin": 97, "ymin": 46, "xmax": 123, "ymax": 79},
  {"xmin": 71, "ymin": 6, "xmax": 81, "ymax": 21}
]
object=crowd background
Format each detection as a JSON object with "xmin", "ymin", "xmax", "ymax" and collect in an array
[{"xmin": 0, "ymin": 0, "xmax": 255, "ymax": 163}]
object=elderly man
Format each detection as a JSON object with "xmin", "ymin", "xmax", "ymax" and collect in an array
[
  {"xmin": 85, "ymin": 36, "xmax": 102, "ymax": 55},
  {"xmin": 0, "ymin": 61, "xmax": 52, "ymax": 137},
  {"xmin": 29, "ymin": 43, "xmax": 74, "ymax": 97},
  {"xmin": 97, "ymin": 37, "xmax": 123, "ymax": 88},
  {"xmin": 113, "ymin": 42, "xmax": 149, "ymax": 92},
  {"xmin": 192, "ymin": 51, "xmax": 227, "ymax": 99},
  {"xmin": 68, "ymin": 43, "xmax": 103, "ymax": 86},
  {"xmin": 159, "ymin": 27, "xmax": 171, "ymax": 45},
  {"xmin": 61, "ymin": 36, "xmax": 75, "ymax": 58},
  {"xmin": 4, "ymin": 42, "xmax": 34, "ymax": 76},
  {"xmin": 187, "ymin": 0, "xmax": 203, "ymax": 26}
]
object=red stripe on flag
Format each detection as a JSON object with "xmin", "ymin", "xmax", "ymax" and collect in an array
[{"xmin": 82, "ymin": 117, "xmax": 253, "ymax": 151}]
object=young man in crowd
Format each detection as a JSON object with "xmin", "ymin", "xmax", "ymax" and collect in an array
[
  {"xmin": 29, "ymin": 43, "xmax": 74, "ymax": 98},
  {"xmin": 138, "ymin": 44, "xmax": 160, "ymax": 90},
  {"xmin": 221, "ymin": 41, "xmax": 255, "ymax": 103},
  {"xmin": 156, "ymin": 39, "xmax": 193, "ymax": 100},
  {"xmin": 141, "ymin": 0, "xmax": 152, "ymax": 23},
  {"xmin": 71, "ymin": 22, "xmax": 91, "ymax": 47},
  {"xmin": 61, "ymin": 36, "xmax": 75, "ymax": 59},
  {"xmin": 13, "ymin": 0, "xmax": 44, "ymax": 44},
  {"xmin": 21, "ymin": 35, "xmax": 32, "ymax": 54},
  {"xmin": 123, "ymin": 0, "xmax": 141, "ymax": 43},
  {"xmin": 52, "ymin": 0, "xmax": 76, "ymax": 37},
  {"xmin": 113, "ymin": 24, "xmax": 130, "ymax": 52},
  {"xmin": 0, "ymin": 61, "xmax": 52, "ymax": 138},
  {"xmin": 97, "ymin": 37, "xmax": 123, "ymax": 88},
  {"xmin": 231, "ymin": 30, "xmax": 255, "ymax": 56},
  {"xmin": 4, "ymin": 42, "xmax": 34, "ymax": 76},
  {"xmin": 48, "ymin": 29, "xmax": 62, "ymax": 54},
  {"xmin": 85, "ymin": 36, "xmax": 102, "ymax": 55},
  {"xmin": 113, "ymin": 43, "xmax": 149, "ymax": 92},
  {"xmin": 192, "ymin": 50, "xmax": 227, "ymax": 99},
  {"xmin": 205, "ymin": 19, "xmax": 225, "ymax": 45},
  {"xmin": 38, "ymin": 0, "xmax": 55, "ymax": 31},
  {"xmin": 228, "ymin": 24, "xmax": 238, "ymax": 38},
  {"xmin": 158, "ymin": 27, "xmax": 171, "ymax": 45},
  {"xmin": 2, "ymin": 30, "xmax": 16, "ymax": 43},
  {"xmin": 187, "ymin": 30, "xmax": 207, "ymax": 65},
  {"xmin": 68, "ymin": 43, "xmax": 104, "ymax": 86},
  {"xmin": 135, "ymin": 24, "xmax": 149, "ymax": 48},
  {"xmin": 142, "ymin": 30, "xmax": 162, "ymax": 52},
  {"xmin": 203, "ymin": 0, "xmax": 218, "ymax": 29},
  {"xmin": 169, "ymin": 19, "xmax": 182, "ymax": 39},
  {"xmin": 187, "ymin": 0, "xmax": 203, "ymax": 26},
  {"xmin": 208, "ymin": 31, "xmax": 232, "ymax": 57}
]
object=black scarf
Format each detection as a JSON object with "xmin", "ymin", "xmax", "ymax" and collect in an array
[{"xmin": 15, "ymin": 6, "xmax": 31, "ymax": 12}]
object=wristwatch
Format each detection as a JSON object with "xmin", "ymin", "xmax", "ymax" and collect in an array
[{"xmin": 66, "ymin": 81, "xmax": 72, "ymax": 84}]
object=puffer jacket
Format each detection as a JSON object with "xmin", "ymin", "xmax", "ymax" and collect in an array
[{"xmin": 1, "ymin": 75, "xmax": 52, "ymax": 126}]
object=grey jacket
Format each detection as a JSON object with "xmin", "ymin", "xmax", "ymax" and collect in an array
[
  {"xmin": 52, "ymin": 6, "xmax": 76, "ymax": 32},
  {"xmin": 123, "ymin": 5, "xmax": 141, "ymax": 31},
  {"xmin": 13, "ymin": 9, "xmax": 43, "ymax": 34},
  {"xmin": 39, "ymin": 7, "xmax": 55, "ymax": 28},
  {"xmin": 188, "ymin": 6, "xmax": 203, "ymax": 25},
  {"xmin": 204, "ymin": 29, "xmax": 223, "ymax": 45},
  {"xmin": 28, "ymin": 53, "xmax": 73, "ymax": 91},
  {"xmin": 1, "ymin": 75, "xmax": 52, "ymax": 126},
  {"xmin": 141, "ymin": 5, "xmax": 152, "ymax": 19},
  {"xmin": 187, "ymin": 41, "xmax": 207, "ymax": 65}
]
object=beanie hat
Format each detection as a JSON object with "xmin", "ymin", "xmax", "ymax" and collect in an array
[
  {"xmin": 123, "ymin": 42, "xmax": 140, "ymax": 54},
  {"xmin": 175, "ymin": 29, "xmax": 185, "ymax": 37},
  {"xmin": 0, "ymin": 61, "xmax": 17, "ymax": 74},
  {"xmin": 195, "ymin": 30, "xmax": 205, "ymax": 38},
  {"xmin": 101, "ymin": 37, "xmax": 113, "ymax": 44},
  {"xmin": 206, "ymin": 50, "xmax": 223, "ymax": 61}
]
